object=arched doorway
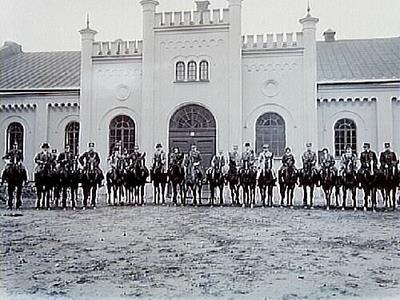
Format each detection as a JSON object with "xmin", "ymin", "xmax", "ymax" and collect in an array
[
  {"xmin": 169, "ymin": 104, "xmax": 216, "ymax": 167},
  {"xmin": 255, "ymin": 112, "xmax": 286, "ymax": 156},
  {"xmin": 109, "ymin": 115, "xmax": 135, "ymax": 155}
]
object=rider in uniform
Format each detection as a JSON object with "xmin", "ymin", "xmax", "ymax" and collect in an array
[
  {"xmin": 79, "ymin": 142, "xmax": 104, "ymax": 182},
  {"xmin": 359, "ymin": 142, "xmax": 378, "ymax": 175},
  {"xmin": 169, "ymin": 146, "xmax": 184, "ymax": 172},
  {"xmin": 241, "ymin": 142, "xmax": 255, "ymax": 169},
  {"xmin": 57, "ymin": 145, "xmax": 74, "ymax": 171},
  {"xmin": 152, "ymin": 143, "xmax": 167, "ymax": 172},
  {"xmin": 379, "ymin": 142, "xmax": 398, "ymax": 172},
  {"xmin": 340, "ymin": 145, "xmax": 357, "ymax": 175},
  {"xmin": 301, "ymin": 142, "xmax": 317, "ymax": 174},
  {"xmin": 2, "ymin": 142, "xmax": 24, "ymax": 174},
  {"xmin": 228, "ymin": 145, "xmax": 241, "ymax": 169},
  {"xmin": 129, "ymin": 145, "xmax": 145, "ymax": 168},
  {"xmin": 319, "ymin": 147, "xmax": 337, "ymax": 178},
  {"xmin": 34, "ymin": 143, "xmax": 53, "ymax": 173},
  {"xmin": 51, "ymin": 149, "xmax": 59, "ymax": 171},
  {"xmin": 108, "ymin": 142, "xmax": 122, "ymax": 170},
  {"xmin": 278, "ymin": 147, "xmax": 296, "ymax": 178},
  {"xmin": 257, "ymin": 144, "xmax": 276, "ymax": 180},
  {"xmin": 187, "ymin": 144, "xmax": 203, "ymax": 175},
  {"xmin": 209, "ymin": 149, "xmax": 225, "ymax": 177}
]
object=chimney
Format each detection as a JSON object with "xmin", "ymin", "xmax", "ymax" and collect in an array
[
  {"xmin": 0, "ymin": 41, "xmax": 22, "ymax": 59},
  {"xmin": 195, "ymin": 0, "xmax": 210, "ymax": 11},
  {"xmin": 323, "ymin": 29, "xmax": 336, "ymax": 42}
]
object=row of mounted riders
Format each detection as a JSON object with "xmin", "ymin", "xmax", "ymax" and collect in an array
[{"xmin": 1, "ymin": 142, "xmax": 399, "ymax": 211}]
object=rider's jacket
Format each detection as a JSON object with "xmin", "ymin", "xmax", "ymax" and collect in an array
[
  {"xmin": 34, "ymin": 151, "xmax": 53, "ymax": 171},
  {"xmin": 2, "ymin": 149, "xmax": 23, "ymax": 164},
  {"xmin": 258, "ymin": 150, "xmax": 274, "ymax": 169},
  {"xmin": 302, "ymin": 150, "xmax": 317, "ymax": 167},
  {"xmin": 228, "ymin": 150, "xmax": 241, "ymax": 166},
  {"xmin": 340, "ymin": 152, "xmax": 357, "ymax": 170},
  {"xmin": 319, "ymin": 153, "xmax": 335, "ymax": 169},
  {"xmin": 211, "ymin": 155, "xmax": 225, "ymax": 169},
  {"xmin": 188, "ymin": 150, "xmax": 202, "ymax": 166},
  {"xmin": 281, "ymin": 153, "xmax": 295, "ymax": 168},
  {"xmin": 379, "ymin": 150, "xmax": 397, "ymax": 168},
  {"xmin": 169, "ymin": 152, "xmax": 184, "ymax": 167},
  {"xmin": 108, "ymin": 152, "xmax": 123, "ymax": 169},
  {"xmin": 79, "ymin": 150, "xmax": 101, "ymax": 169},
  {"xmin": 129, "ymin": 151, "xmax": 144, "ymax": 166},
  {"xmin": 241, "ymin": 149, "xmax": 255, "ymax": 167},
  {"xmin": 359, "ymin": 150, "xmax": 378, "ymax": 170},
  {"xmin": 57, "ymin": 151, "xmax": 74, "ymax": 169},
  {"xmin": 152, "ymin": 150, "xmax": 166, "ymax": 168}
]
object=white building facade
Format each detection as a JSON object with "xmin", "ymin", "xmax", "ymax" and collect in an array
[{"xmin": 1, "ymin": 0, "xmax": 399, "ymax": 177}]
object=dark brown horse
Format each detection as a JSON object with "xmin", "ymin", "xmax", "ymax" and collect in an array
[
  {"xmin": 278, "ymin": 166, "xmax": 298, "ymax": 207},
  {"xmin": 225, "ymin": 161, "xmax": 239, "ymax": 206},
  {"xmin": 1, "ymin": 163, "xmax": 27, "ymax": 209},
  {"xmin": 151, "ymin": 162, "xmax": 168, "ymax": 205}
]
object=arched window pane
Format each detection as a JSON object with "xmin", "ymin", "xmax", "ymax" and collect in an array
[
  {"xmin": 334, "ymin": 118, "xmax": 357, "ymax": 157},
  {"xmin": 187, "ymin": 61, "xmax": 197, "ymax": 81},
  {"xmin": 65, "ymin": 122, "xmax": 80, "ymax": 156},
  {"xmin": 7, "ymin": 122, "xmax": 24, "ymax": 152},
  {"xmin": 256, "ymin": 113, "xmax": 286, "ymax": 156},
  {"xmin": 176, "ymin": 61, "xmax": 185, "ymax": 81},
  {"xmin": 199, "ymin": 60, "xmax": 209, "ymax": 81},
  {"xmin": 109, "ymin": 115, "xmax": 135, "ymax": 155}
]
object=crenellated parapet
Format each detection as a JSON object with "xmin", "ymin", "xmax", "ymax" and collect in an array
[
  {"xmin": 92, "ymin": 39, "xmax": 143, "ymax": 56},
  {"xmin": 242, "ymin": 32, "xmax": 303, "ymax": 50},
  {"xmin": 154, "ymin": 8, "xmax": 229, "ymax": 28}
]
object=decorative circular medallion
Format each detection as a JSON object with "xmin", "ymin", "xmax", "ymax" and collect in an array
[
  {"xmin": 261, "ymin": 79, "xmax": 279, "ymax": 97},
  {"xmin": 115, "ymin": 84, "xmax": 131, "ymax": 101}
]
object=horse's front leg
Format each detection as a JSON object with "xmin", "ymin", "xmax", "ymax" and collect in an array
[
  {"xmin": 7, "ymin": 184, "xmax": 14, "ymax": 209},
  {"xmin": 16, "ymin": 184, "xmax": 23, "ymax": 209},
  {"xmin": 303, "ymin": 186, "xmax": 308, "ymax": 207},
  {"xmin": 92, "ymin": 186, "xmax": 97, "ymax": 207},
  {"xmin": 219, "ymin": 184, "xmax": 224, "ymax": 206},
  {"xmin": 198, "ymin": 185, "xmax": 202, "ymax": 206}
]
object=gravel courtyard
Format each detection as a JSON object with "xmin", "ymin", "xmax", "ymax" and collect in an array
[{"xmin": 1, "ymin": 195, "xmax": 399, "ymax": 300}]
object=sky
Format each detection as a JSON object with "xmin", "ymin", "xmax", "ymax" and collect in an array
[{"xmin": 1, "ymin": 0, "xmax": 399, "ymax": 52}]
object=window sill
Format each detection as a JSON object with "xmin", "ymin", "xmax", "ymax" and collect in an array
[{"xmin": 174, "ymin": 80, "xmax": 210, "ymax": 83}]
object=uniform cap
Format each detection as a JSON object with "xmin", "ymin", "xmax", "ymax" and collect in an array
[
  {"xmin": 41, "ymin": 143, "xmax": 50, "ymax": 149},
  {"xmin": 88, "ymin": 142, "xmax": 95, "ymax": 147},
  {"xmin": 156, "ymin": 143, "xmax": 162, "ymax": 148},
  {"xmin": 345, "ymin": 144, "xmax": 352, "ymax": 150},
  {"xmin": 306, "ymin": 142, "xmax": 312, "ymax": 147},
  {"xmin": 244, "ymin": 142, "xmax": 250, "ymax": 147},
  {"xmin": 52, "ymin": 149, "xmax": 57, "ymax": 153},
  {"xmin": 384, "ymin": 142, "xmax": 391, "ymax": 148},
  {"xmin": 363, "ymin": 143, "xmax": 370, "ymax": 148},
  {"xmin": 263, "ymin": 144, "xmax": 269, "ymax": 148},
  {"xmin": 285, "ymin": 147, "xmax": 291, "ymax": 152},
  {"xmin": 322, "ymin": 147, "xmax": 328, "ymax": 152}
]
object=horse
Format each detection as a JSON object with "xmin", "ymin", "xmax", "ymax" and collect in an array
[
  {"xmin": 126, "ymin": 158, "xmax": 149, "ymax": 205},
  {"xmin": 377, "ymin": 164, "xmax": 398, "ymax": 211},
  {"xmin": 258, "ymin": 163, "xmax": 276, "ymax": 207},
  {"xmin": 341, "ymin": 160, "xmax": 358, "ymax": 210},
  {"xmin": 239, "ymin": 162, "xmax": 257, "ymax": 207},
  {"xmin": 278, "ymin": 166, "xmax": 298, "ymax": 207},
  {"xmin": 298, "ymin": 163, "xmax": 319, "ymax": 208},
  {"xmin": 183, "ymin": 159, "xmax": 204, "ymax": 206},
  {"xmin": 1, "ymin": 163, "xmax": 27, "ymax": 209},
  {"xmin": 68, "ymin": 158, "xmax": 81, "ymax": 208},
  {"xmin": 357, "ymin": 163, "xmax": 378, "ymax": 211},
  {"xmin": 81, "ymin": 160, "xmax": 102, "ymax": 208},
  {"xmin": 57, "ymin": 164, "xmax": 71, "ymax": 209},
  {"xmin": 106, "ymin": 158, "xmax": 126, "ymax": 206},
  {"xmin": 150, "ymin": 162, "xmax": 168, "ymax": 205},
  {"xmin": 320, "ymin": 165, "xmax": 339, "ymax": 210},
  {"xmin": 34, "ymin": 161, "xmax": 53, "ymax": 209},
  {"xmin": 205, "ymin": 164, "xmax": 225, "ymax": 206},
  {"xmin": 167, "ymin": 163, "xmax": 185, "ymax": 205},
  {"xmin": 225, "ymin": 161, "xmax": 240, "ymax": 206}
]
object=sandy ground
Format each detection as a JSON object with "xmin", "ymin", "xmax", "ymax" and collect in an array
[{"xmin": 0, "ymin": 190, "xmax": 400, "ymax": 300}]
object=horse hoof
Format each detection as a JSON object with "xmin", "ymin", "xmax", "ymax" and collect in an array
[
  {"xmin": 311, "ymin": 207, "xmax": 314, "ymax": 210},
  {"xmin": 326, "ymin": 207, "xmax": 330, "ymax": 211},
  {"xmin": 342, "ymin": 207, "xmax": 345, "ymax": 211},
  {"xmin": 82, "ymin": 207, "xmax": 86, "ymax": 210},
  {"xmin": 93, "ymin": 207, "xmax": 97, "ymax": 210},
  {"xmin": 63, "ymin": 208, "xmax": 66, "ymax": 211},
  {"xmin": 363, "ymin": 207, "xmax": 367, "ymax": 212},
  {"xmin": 373, "ymin": 209, "xmax": 376, "ymax": 213},
  {"xmin": 290, "ymin": 206, "xmax": 294, "ymax": 209}
]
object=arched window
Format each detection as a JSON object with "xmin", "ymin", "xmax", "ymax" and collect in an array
[
  {"xmin": 334, "ymin": 118, "xmax": 357, "ymax": 157},
  {"xmin": 199, "ymin": 60, "xmax": 209, "ymax": 81},
  {"xmin": 109, "ymin": 115, "xmax": 135, "ymax": 155},
  {"xmin": 7, "ymin": 122, "xmax": 24, "ymax": 152},
  {"xmin": 65, "ymin": 122, "xmax": 80, "ymax": 156},
  {"xmin": 187, "ymin": 61, "xmax": 197, "ymax": 81},
  {"xmin": 176, "ymin": 61, "xmax": 185, "ymax": 81},
  {"xmin": 256, "ymin": 112, "xmax": 286, "ymax": 156}
]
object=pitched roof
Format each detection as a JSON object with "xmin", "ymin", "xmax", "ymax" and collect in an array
[
  {"xmin": 317, "ymin": 37, "xmax": 400, "ymax": 83},
  {"xmin": 0, "ymin": 37, "xmax": 399, "ymax": 90},
  {"xmin": 0, "ymin": 51, "xmax": 80, "ymax": 90}
]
